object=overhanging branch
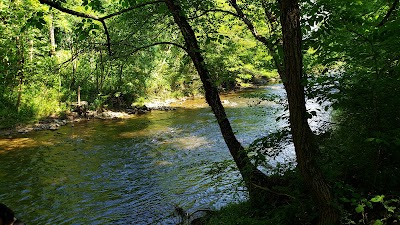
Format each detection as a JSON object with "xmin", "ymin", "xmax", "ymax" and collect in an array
[
  {"xmin": 227, "ymin": 0, "xmax": 283, "ymax": 74},
  {"xmin": 112, "ymin": 41, "xmax": 187, "ymax": 59},
  {"xmin": 377, "ymin": 0, "xmax": 399, "ymax": 27},
  {"xmin": 100, "ymin": 0, "xmax": 165, "ymax": 20},
  {"xmin": 188, "ymin": 9, "xmax": 240, "ymax": 20},
  {"xmin": 100, "ymin": 20, "xmax": 111, "ymax": 54},
  {"xmin": 39, "ymin": 0, "xmax": 166, "ymax": 55},
  {"xmin": 39, "ymin": 0, "xmax": 100, "ymax": 20}
]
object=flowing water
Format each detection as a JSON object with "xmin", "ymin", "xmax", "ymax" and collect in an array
[{"xmin": 0, "ymin": 85, "xmax": 327, "ymax": 224}]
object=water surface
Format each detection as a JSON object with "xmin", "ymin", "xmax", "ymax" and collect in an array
[{"xmin": 0, "ymin": 85, "xmax": 325, "ymax": 224}]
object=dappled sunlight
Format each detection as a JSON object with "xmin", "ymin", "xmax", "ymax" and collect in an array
[
  {"xmin": 0, "ymin": 85, "xmax": 292, "ymax": 224},
  {"xmin": 165, "ymin": 136, "xmax": 211, "ymax": 150},
  {"xmin": 0, "ymin": 137, "xmax": 53, "ymax": 153},
  {"xmin": 170, "ymin": 98, "xmax": 208, "ymax": 109},
  {"xmin": 119, "ymin": 127, "xmax": 171, "ymax": 139}
]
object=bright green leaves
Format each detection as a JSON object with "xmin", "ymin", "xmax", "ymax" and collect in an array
[
  {"xmin": 75, "ymin": 18, "xmax": 101, "ymax": 40},
  {"xmin": 370, "ymin": 195, "xmax": 385, "ymax": 203},
  {"xmin": 354, "ymin": 195, "xmax": 399, "ymax": 223},
  {"xmin": 88, "ymin": 22, "xmax": 101, "ymax": 36}
]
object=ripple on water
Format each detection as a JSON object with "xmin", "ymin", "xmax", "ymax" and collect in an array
[{"xmin": 0, "ymin": 85, "xmax": 333, "ymax": 224}]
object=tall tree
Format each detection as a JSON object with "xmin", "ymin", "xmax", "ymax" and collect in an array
[
  {"xmin": 223, "ymin": 0, "xmax": 340, "ymax": 222},
  {"xmin": 48, "ymin": 9, "xmax": 56, "ymax": 56},
  {"xmin": 15, "ymin": 35, "xmax": 25, "ymax": 112},
  {"xmin": 278, "ymin": 0, "xmax": 339, "ymax": 223},
  {"xmin": 163, "ymin": 0, "xmax": 272, "ymax": 204}
]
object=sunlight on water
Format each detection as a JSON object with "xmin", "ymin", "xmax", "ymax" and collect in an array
[
  {"xmin": 0, "ymin": 137, "xmax": 56, "ymax": 152},
  {"xmin": 0, "ymin": 85, "xmax": 330, "ymax": 224}
]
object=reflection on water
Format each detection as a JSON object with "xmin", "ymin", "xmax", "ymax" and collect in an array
[{"xmin": 0, "ymin": 85, "xmax": 328, "ymax": 224}]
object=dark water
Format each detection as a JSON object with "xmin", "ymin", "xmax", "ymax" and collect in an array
[{"xmin": 0, "ymin": 85, "xmax": 326, "ymax": 224}]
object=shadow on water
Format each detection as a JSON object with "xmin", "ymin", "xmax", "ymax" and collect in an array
[{"xmin": 0, "ymin": 85, "xmax": 329, "ymax": 224}]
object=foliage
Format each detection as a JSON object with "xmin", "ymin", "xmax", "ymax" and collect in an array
[
  {"xmin": 2, "ymin": 0, "xmax": 400, "ymax": 223},
  {"xmin": 304, "ymin": 0, "xmax": 400, "ymax": 191},
  {"xmin": 335, "ymin": 186, "xmax": 400, "ymax": 225},
  {"xmin": 0, "ymin": 0, "xmax": 281, "ymax": 128},
  {"xmin": 205, "ymin": 202, "xmax": 272, "ymax": 225}
]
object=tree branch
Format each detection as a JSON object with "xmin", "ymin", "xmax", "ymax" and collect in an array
[
  {"xmin": 252, "ymin": 183, "xmax": 296, "ymax": 199},
  {"xmin": 99, "ymin": 20, "xmax": 112, "ymax": 55},
  {"xmin": 39, "ymin": 0, "xmax": 100, "ymax": 20},
  {"xmin": 227, "ymin": 0, "xmax": 283, "ymax": 74},
  {"xmin": 57, "ymin": 48, "xmax": 86, "ymax": 69},
  {"xmin": 261, "ymin": 1, "xmax": 278, "ymax": 29},
  {"xmin": 377, "ymin": 0, "xmax": 399, "ymax": 27},
  {"xmin": 112, "ymin": 41, "xmax": 187, "ymax": 59},
  {"xmin": 100, "ymin": 0, "xmax": 165, "ymax": 20},
  {"xmin": 187, "ymin": 9, "xmax": 240, "ymax": 20},
  {"xmin": 39, "ymin": 0, "xmax": 166, "ymax": 55}
]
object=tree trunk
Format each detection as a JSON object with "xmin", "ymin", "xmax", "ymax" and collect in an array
[
  {"xmin": 15, "ymin": 36, "xmax": 24, "ymax": 112},
  {"xmin": 279, "ymin": 0, "xmax": 339, "ymax": 224},
  {"xmin": 164, "ymin": 0, "xmax": 271, "ymax": 205},
  {"xmin": 49, "ymin": 10, "xmax": 56, "ymax": 56},
  {"xmin": 29, "ymin": 40, "xmax": 34, "ymax": 62}
]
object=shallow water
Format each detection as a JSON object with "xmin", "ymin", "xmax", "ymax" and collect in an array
[{"xmin": 0, "ymin": 85, "xmax": 326, "ymax": 224}]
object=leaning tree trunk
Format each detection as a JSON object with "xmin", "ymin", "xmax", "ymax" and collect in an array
[
  {"xmin": 164, "ymin": 0, "xmax": 271, "ymax": 205},
  {"xmin": 279, "ymin": 0, "xmax": 340, "ymax": 224}
]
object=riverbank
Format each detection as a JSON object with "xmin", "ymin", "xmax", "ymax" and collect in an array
[
  {"xmin": 0, "ymin": 81, "xmax": 280, "ymax": 138},
  {"xmin": 0, "ymin": 85, "xmax": 270, "ymax": 138},
  {"xmin": 0, "ymin": 103, "xmax": 177, "ymax": 138}
]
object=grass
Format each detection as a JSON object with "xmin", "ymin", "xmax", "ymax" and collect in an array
[{"xmin": 205, "ymin": 202, "xmax": 272, "ymax": 225}]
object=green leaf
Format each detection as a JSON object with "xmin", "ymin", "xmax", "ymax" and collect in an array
[
  {"xmin": 373, "ymin": 220, "xmax": 383, "ymax": 225},
  {"xmin": 385, "ymin": 206, "xmax": 396, "ymax": 213},
  {"xmin": 355, "ymin": 204, "xmax": 365, "ymax": 213},
  {"xmin": 370, "ymin": 195, "xmax": 384, "ymax": 203},
  {"xmin": 365, "ymin": 138, "xmax": 375, "ymax": 142}
]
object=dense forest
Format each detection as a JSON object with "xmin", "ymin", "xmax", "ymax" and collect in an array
[{"xmin": 1, "ymin": 0, "xmax": 399, "ymax": 224}]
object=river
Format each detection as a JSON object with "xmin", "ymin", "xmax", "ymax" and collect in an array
[{"xmin": 0, "ymin": 85, "xmax": 328, "ymax": 224}]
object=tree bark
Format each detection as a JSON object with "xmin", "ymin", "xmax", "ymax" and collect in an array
[
  {"xmin": 49, "ymin": 10, "xmax": 56, "ymax": 56},
  {"xmin": 15, "ymin": 36, "xmax": 24, "ymax": 112},
  {"xmin": 279, "ymin": 0, "xmax": 339, "ymax": 224},
  {"xmin": 164, "ymin": 0, "xmax": 271, "ymax": 204}
]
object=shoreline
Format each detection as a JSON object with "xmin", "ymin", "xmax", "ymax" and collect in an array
[
  {"xmin": 0, "ymin": 104, "xmax": 177, "ymax": 138},
  {"xmin": 0, "ymin": 84, "xmax": 274, "ymax": 138}
]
